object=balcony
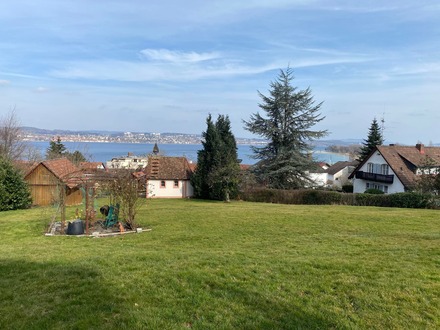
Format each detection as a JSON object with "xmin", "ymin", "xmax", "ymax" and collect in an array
[{"xmin": 355, "ymin": 171, "xmax": 394, "ymax": 183}]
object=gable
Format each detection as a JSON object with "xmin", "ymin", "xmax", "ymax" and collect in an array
[
  {"xmin": 144, "ymin": 156, "xmax": 193, "ymax": 180},
  {"xmin": 350, "ymin": 144, "xmax": 440, "ymax": 189},
  {"xmin": 25, "ymin": 158, "xmax": 80, "ymax": 184}
]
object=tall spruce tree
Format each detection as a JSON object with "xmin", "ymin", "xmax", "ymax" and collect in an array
[
  {"xmin": 45, "ymin": 136, "xmax": 87, "ymax": 164},
  {"xmin": 243, "ymin": 67, "xmax": 327, "ymax": 189},
  {"xmin": 192, "ymin": 114, "xmax": 240, "ymax": 200},
  {"xmin": 46, "ymin": 136, "xmax": 67, "ymax": 159},
  {"xmin": 358, "ymin": 118, "xmax": 383, "ymax": 162}
]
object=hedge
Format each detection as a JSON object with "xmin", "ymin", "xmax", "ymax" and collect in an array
[{"xmin": 240, "ymin": 188, "xmax": 436, "ymax": 209}]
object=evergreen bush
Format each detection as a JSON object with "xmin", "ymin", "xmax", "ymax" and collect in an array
[{"xmin": 0, "ymin": 157, "xmax": 32, "ymax": 211}]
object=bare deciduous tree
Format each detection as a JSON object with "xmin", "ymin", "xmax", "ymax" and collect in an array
[
  {"xmin": 106, "ymin": 170, "xmax": 144, "ymax": 230},
  {"xmin": 0, "ymin": 109, "xmax": 26, "ymax": 160}
]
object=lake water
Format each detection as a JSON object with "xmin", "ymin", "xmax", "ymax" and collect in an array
[{"xmin": 28, "ymin": 141, "xmax": 349, "ymax": 165}]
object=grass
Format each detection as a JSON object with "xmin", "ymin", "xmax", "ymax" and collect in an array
[{"xmin": 0, "ymin": 199, "xmax": 439, "ymax": 329}]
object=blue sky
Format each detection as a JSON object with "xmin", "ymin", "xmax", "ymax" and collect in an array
[{"xmin": 1, "ymin": 1, "xmax": 439, "ymax": 144}]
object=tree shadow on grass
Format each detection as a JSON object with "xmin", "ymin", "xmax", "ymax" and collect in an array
[
  {"xmin": 164, "ymin": 271, "xmax": 351, "ymax": 330},
  {"xmin": 0, "ymin": 259, "xmax": 130, "ymax": 329}
]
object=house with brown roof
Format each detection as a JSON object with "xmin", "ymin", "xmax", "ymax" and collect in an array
[
  {"xmin": 326, "ymin": 160, "xmax": 359, "ymax": 188},
  {"xmin": 307, "ymin": 160, "xmax": 358, "ymax": 188},
  {"xmin": 79, "ymin": 161, "xmax": 106, "ymax": 171},
  {"xmin": 25, "ymin": 158, "xmax": 83, "ymax": 206},
  {"xmin": 349, "ymin": 143, "xmax": 440, "ymax": 193},
  {"xmin": 143, "ymin": 156, "xmax": 194, "ymax": 198}
]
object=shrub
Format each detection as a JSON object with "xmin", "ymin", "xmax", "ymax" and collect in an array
[
  {"xmin": 240, "ymin": 187, "xmax": 436, "ymax": 209},
  {"xmin": 341, "ymin": 184, "xmax": 353, "ymax": 193},
  {"xmin": 0, "ymin": 157, "xmax": 32, "ymax": 211},
  {"xmin": 364, "ymin": 188, "xmax": 384, "ymax": 194},
  {"xmin": 387, "ymin": 192, "xmax": 433, "ymax": 209}
]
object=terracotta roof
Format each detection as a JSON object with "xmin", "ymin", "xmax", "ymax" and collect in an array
[
  {"xmin": 14, "ymin": 160, "xmax": 38, "ymax": 174},
  {"xmin": 42, "ymin": 158, "xmax": 80, "ymax": 180},
  {"xmin": 144, "ymin": 156, "xmax": 193, "ymax": 180},
  {"xmin": 350, "ymin": 144, "xmax": 440, "ymax": 189},
  {"xmin": 79, "ymin": 162, "xmax": 106, "ymax": 170}
]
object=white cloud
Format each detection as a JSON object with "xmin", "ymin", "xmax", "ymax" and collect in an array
[
  {"xmin": 50, "ymin": 47, "xmax": 374, "ymax": 82},
  {"xmin": 34, "ymin": 86, "xmax": 49, "ymax": 93},
  {"xmin": 140, "ymin": 49, "xmax": 221, "ymax": 63},
  {"xmin": 0, "ymin": 79, "xmax": 10, "ymax": 86}
]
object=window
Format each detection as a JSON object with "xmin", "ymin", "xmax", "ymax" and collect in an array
[
  {"xmin": 160, "ymin": 180, "xmax": 166, "ymax": 188},
  {"xmin": 174, "ymin": 180, "xmax": 179, "ymax": 188},
  {"xmin": 366, "ymin": 182, "xmax": 388, "ymax": 193},
  {"xmin": 367, "ymin": 163, "xmax": 389, "ymax": 175},
  {"xmin": 381, "ymin": 164, "xmax": 389, "ymax": 175}
]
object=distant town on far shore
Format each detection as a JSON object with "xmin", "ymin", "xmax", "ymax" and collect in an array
[{"xmin": 19, "ymin": 126, "xmax": 363, "ymax": 147}]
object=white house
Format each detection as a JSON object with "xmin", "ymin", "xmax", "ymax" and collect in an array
[
  {"xmin": 326, "ymin": 160, "xmax": 359, "ymax": 188},
  {"xmin": 349, "ymin": 143, "xmax": 440, "ymax": 194},
  {"xmin": 307, "ymin": 162, "xmax": 330, "ymax": 187},
  {"xmin": 308, "ymin": 161, "xmax": 358, "ymax": 188},
  {"xmin": 144, "ymin": 156, "xmax": 194, "ymax": 198},
  {"xmin": 106, "ymin": 152, "xmax": 148, "ymax": 170}
]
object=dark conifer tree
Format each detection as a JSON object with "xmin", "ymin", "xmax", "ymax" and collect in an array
[
  {"xmin": 0, "ymin": 157, "xmax": 32, "ymax": 211},
  {"xmin": 243, "ymin": 67, "xmax": 327, "ymax": 189},
  {"xmin": 210, "ymin": 115, "xmax": 240, "ymax": 201},
  {"xmin": 192, "ymin": 114, "xmax": 240, "ymax": 200},
  {"xmin": 46, "ymin": 136, "xmax": 67, "ymax": 159},
  {"xmin": 358, "ymin": 118, "xmax": 384, "ymax": 162}
]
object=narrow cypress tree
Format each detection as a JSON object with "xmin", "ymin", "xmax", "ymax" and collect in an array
[
  {"xmin": 192, "ymin": 114, "xmax": 240, "ymax": 200},
  {"xmin": 358, "ymin": 118, "xmax": 384, "ymax": 162},
  {"xmin": 192, "ymin": 115, "xmax": 219, "ymax": 199},
  {"xmin": 210, "ymin": 115, "xmax": 240, "ymax": 201}
]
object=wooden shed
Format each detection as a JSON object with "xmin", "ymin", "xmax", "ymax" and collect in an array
[{"xmin": 25, "ymin": 158, "xmax": 83, "ymax": 206}]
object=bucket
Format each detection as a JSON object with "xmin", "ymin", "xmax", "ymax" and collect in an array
[{"xmin": 67, "ymin": 219, "xmax": 84, "ymax": 235}]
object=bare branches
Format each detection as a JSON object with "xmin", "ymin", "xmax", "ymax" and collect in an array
[{"xmin": 0, "ymin": 109, "xmax": 26, "ymax": 160}]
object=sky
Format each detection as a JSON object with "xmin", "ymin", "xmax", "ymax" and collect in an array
[{"xmin": 1, "ymin": 1, "xmax": 439, "ymax": 145}]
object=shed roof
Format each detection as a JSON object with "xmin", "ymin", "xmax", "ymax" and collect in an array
[{"xmin": 25, "ymin": 158, "xmax": 81, "ymax": 187}]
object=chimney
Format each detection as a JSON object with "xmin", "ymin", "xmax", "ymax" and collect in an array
[{"xmin": 416, "ymin": 143, "xmax": 425, "ymax": 154}]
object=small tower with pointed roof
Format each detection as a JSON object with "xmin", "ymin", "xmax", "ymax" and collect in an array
[{"xmin": 153, "ymin": 143, "xmax": 159, "ymax": 155}]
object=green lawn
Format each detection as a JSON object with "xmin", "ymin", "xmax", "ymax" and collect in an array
[{"xmin": 0, "ymin": 199, "xmax": 439, "ymax": 329}]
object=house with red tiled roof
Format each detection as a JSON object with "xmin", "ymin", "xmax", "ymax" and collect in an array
[
  {"xmin": 143, "ymin": 156, "xmax": 194, "ymax": 198},
  {"xmin": 79, "ymin": 161, "xmax": 106, "ymax": 171},
  {"xmin": 24, "ymin": 158, "xmax": 83, "ymax": 206},
  {"xmin": 349, "ymin": 143, "xmax": 440, "ymax": 193}
]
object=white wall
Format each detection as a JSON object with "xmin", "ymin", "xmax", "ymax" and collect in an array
[
  {"xmin": 308, "ymin": 172, "xmax": 328, "ymax": 187},
  {"xmin": 147, "ymin": 179, "xmax": 194, "ymax": 198},
  {"xmin": 353, "ymin": 152, "xmax": 405, "ymax": 194}
]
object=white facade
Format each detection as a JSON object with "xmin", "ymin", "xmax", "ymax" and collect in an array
[
  {"xmin": 308, "ymin": 172, "xmax": 328, "ymax": 187},
  {"xmin": 147, "ymin": 179, "xmax": 193, "ymax": 198},
  {"xmin": 106, "ymin": 154, "xmax": 148, "ymax": 170},
  {"xmin": 352, "ymin": 151, "xmax": 405, "ymax": 194},
  {"xmin": 330, "ymin": 165, "xmax": 357, "ymax": 188}
]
